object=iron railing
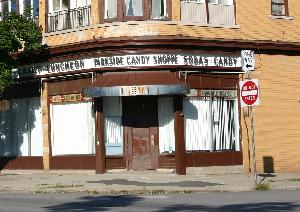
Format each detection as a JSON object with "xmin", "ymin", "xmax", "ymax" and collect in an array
[{"xmin": 46, "ymin": 5, "xmax": 91, "ymax": 33}]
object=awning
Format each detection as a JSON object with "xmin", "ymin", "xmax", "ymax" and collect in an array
[{"xmin": 83, "ymin": 71, "xmax": 190, "ymax": 97}]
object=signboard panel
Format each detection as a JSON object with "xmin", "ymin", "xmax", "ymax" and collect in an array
[
  {"xmin": 50, "ymin": 93, "xmax": 92, "ymax": 103},
  {"xmin": 241, "ymin": 50, "xmax": 255, "ymax": 71},
  {"xmin": 239, "ymin": 79, "xmax": 260, "ymax": 107},
  {"xmin": 13, "ymin": 53, "xmax": 243, "ymax": 79}
]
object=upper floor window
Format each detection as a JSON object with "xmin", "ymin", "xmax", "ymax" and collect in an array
[
  {"xmin": 103, "ymin": 0, "xmax": 171, "ymax": 22},
  {"xmin": 0, "ymin": 0, "xmax": 17, "ymax": 20},
  {"xmin": 46, "ymin": 0, "xmax": 91, "ymax": 32},
  {"xmin": 0, "ymin": 0, "xmax": 38, "ymax": 21},
  {"xmin": 271, "ymin": 0, "xmax": 288, "ymax": 16},
  {"xmin": 180, "ymin": 0, "xmax": 235, "ymax": 26},
  {"xmin": 48, "ymin": 0, "xmax": 68, "ymax": 12}
]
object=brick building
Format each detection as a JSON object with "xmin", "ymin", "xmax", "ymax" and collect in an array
[{"xmin": 0, "ymin": 0, "xmax": 299, "ymax": 174}]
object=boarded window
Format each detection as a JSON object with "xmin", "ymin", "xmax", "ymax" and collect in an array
[
  {"xmin": 183, "ymin": 96, "xmax": 240, "ymax": 152},
  {"xmin": 158, "ymin": 97, "xmax": 175, "ymax": 153},
  {"xmin": 50, "ymin": 101, "xmax": 95, "ymax": 156}
]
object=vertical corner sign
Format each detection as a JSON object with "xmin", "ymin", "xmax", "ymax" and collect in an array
[
  {"xmin": 241, "ymin": 50, "xmax": 255, "ymax": 72},
  {"xmin": 240, "ymin": 79, "xmax": 260, "ymax": 107}
]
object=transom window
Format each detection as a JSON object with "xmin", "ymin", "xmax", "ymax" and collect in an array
[
  {"xmin": 103, "ymin": 0, "xmax": 171, "ymax": 22},
  {"xmin": 271, "ymin": 0, "xmax": 288, "ymax": 16}
]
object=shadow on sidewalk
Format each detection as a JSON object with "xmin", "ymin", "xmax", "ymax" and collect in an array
[
  {"xmin": 159, "ymin": 202, "xmax": 300, "ymax": 212},
  {"xmin": 45, "ymin": 196, "xmax": 300, "ymax": 212},
  {"xmin": 45, "ymin": 195, "xmax": 143, "ymax": 211},
  {"xmin": 87, "ymin": 179, "xmax": 223, "ymax": 187}
]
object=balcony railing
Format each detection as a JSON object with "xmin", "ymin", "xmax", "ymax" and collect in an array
[
  {"xmin": 46, "ymin": 5, "xmax": 91, "ymax": 33},
  {"xmin": 28, "ymin": 16, "xmax": 39, "ymax": 26},
  {"xmin": 181, "ymin": 1, "xmax": 235, "ymax": 26}
]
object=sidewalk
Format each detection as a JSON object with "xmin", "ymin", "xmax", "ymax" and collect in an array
[{"xmin": 0, "ymin": 167, "xmax": 300, "ymax": 194}]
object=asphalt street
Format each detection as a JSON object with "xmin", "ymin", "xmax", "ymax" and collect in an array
[{"xmin": 0, "ymin": 191, "xmax": 300, "ymax": 212}]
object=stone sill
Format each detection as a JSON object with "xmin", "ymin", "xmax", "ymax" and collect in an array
[
  {"xmin": 97, "ymin": 20, "xmax": 240, "ymax": 29},
  {"xmin": 269, "ymin": 15, "xmax": 294, "ymax": 20}
]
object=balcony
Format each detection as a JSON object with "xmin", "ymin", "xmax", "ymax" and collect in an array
[
  {"xmin": 46, "ymin": 5, "xmax": 91, "ymax": 33},
  {"xmin": 181, "ymin": 1, "xmax": 235, "ymax": 26}
]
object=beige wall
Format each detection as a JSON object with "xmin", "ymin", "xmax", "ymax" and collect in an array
[
  {"xmin": 41, "ymin": 0, "xmax": 300, "ymax": 47},
  {"xmin": 242, "ymin": 54, "xmax": 300, "ymax": 173}
]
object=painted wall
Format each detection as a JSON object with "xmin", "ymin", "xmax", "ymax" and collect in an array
[{"xmin": 242, "ymin": 53, "xmax": 300, "ymax": 173}]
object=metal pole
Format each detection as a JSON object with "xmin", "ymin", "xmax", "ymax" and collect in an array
[{"xmin": 248, "ymin": 73, "xmax": 257, "ymax": 185}]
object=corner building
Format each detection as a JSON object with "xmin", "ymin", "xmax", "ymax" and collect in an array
[{"xmin": 0, "ymin": 0, "xmax": 299, "ymax": 174}]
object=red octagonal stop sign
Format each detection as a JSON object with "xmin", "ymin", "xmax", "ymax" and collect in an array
[{"xmin": 239, "ymin": 80, "xmax": 260, "ymax": 107}]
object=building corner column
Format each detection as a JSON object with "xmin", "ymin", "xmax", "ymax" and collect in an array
[
  {"xmin": 41, "ymin": 80, "xmax": 50, "ymax": 172},
  {"xmin": 174, "ymin": 96, "xmax": 186, "ymax": 175},
  {"xmin": 95, "ymin": 98, "xmax": 106, "ymax": 174}
]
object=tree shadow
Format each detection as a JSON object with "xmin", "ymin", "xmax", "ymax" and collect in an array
[
  {"xmin": 45, "ymin": 195, "xmax": 143, "ymax": 212},
  {"xmin": 159, "ymin": 202, "xmax": 300, "ymax": 212},
  {"xmin": 87, "ymin": 179, "xmax": 222, "ymax": 187},
  {"xmin": 44, "ymin": 196, "xmax": 300, "ymax": 212}
]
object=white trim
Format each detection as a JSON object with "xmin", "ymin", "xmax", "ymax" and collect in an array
[{"xmin": 269, "ymin": 15, "xmax": 294, "ymax": 20}]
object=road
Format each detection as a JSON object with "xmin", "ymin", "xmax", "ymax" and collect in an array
[{"xmin": 0, "ymin": 191, "xmax": 299, "ymax": 211}]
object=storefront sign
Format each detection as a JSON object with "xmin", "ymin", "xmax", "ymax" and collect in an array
[
  {"xmin": 188, "ymin": 89, "xmax": 237, "ymax": 100},
  {"xmin": 13, "ymin": 53, "xmax": 242, "ymax": 78},
  {"xmin": 50, "ymin": 93, "xmax": 92, "ymax": 103},
  {"xmin": 239, "ymin": 79, "xmax": 260, "ymax": 107}
]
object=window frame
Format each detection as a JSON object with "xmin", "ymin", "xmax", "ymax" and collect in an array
[
  {"xmin": 271, "ymin": 0, "xmax": 289, "ymax": 16},
  {"xmin": 101, "ymin": 0, "xmax": 172, "ymax": 23}
]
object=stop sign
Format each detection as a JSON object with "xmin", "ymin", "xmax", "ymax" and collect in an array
[{"xmin": 239, "ymin": 79, "xmax": 260, "ymax": 107}]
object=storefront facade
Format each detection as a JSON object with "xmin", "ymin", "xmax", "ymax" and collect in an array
[{"xmin": 1, "ymin": 0, "xmax": 300, "ymax": 174}]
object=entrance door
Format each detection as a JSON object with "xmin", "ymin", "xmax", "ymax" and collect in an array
[{"xmin": 123, "ymin": 97, "xmax": 159, "ymax": 170}]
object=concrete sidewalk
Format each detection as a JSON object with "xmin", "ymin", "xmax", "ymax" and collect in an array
[{"xmin": 0, "ymin": 167, "xmax": 300, "ymax": 194}]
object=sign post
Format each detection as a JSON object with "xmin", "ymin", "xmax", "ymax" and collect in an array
[{"xmin": 240, "ymin": 77, "xmax": 259, "ymax": 185}]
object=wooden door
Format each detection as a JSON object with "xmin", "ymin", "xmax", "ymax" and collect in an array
[{"xmin": 123, "ymin": 97, "xmax": 158, "ymax": 170}]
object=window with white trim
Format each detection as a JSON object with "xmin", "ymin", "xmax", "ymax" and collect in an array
[
  {"xmin": 0, "ymin": 0, "xmax": 15, "ymax": 20},
  {"xmin": 271, "ymin": 0, "xmax": 288, "ymax": 16},
  {"xmin": 0, "ymin": 0, "xmax": 39, "ymax": 22},
  {"xmin": 46, "ymin": 0, "xmax": 91, "ymax": 32}
]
